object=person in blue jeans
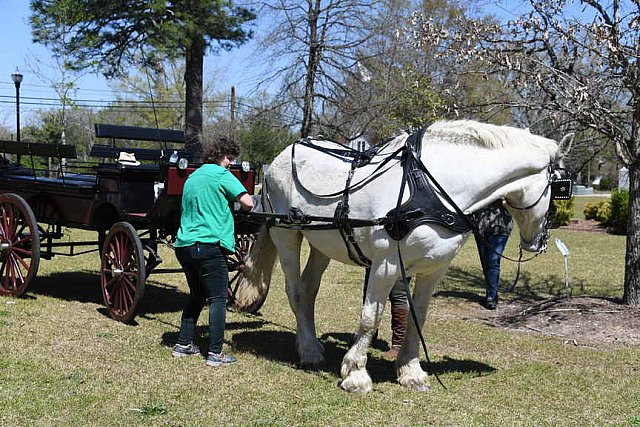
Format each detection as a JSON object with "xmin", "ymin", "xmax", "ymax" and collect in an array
[
  {"xmin": 474, "ymin": 200, "xmax": 513, "ymax": 310},
  {"xmin": 171, "ymin": 137, "xmax": 253, "ymax": 366}
]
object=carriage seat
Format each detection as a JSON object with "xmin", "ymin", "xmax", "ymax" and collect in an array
[
  {"xmin": 91, "ymin": 124, "xmax": 195, "ymax": 163},
  {"xmin": 4, "ymin": 173, "xmax": 96, "ymax": 189}
]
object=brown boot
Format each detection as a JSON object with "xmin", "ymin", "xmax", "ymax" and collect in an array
[{"xmin": 382, "ymin": 307, "xmax": 408, "ymax": 359}]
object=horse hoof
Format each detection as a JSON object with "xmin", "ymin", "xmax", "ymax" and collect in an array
[
  {"xmin": 299, "ymin": 359, "xmax": 325, "ymax": 370},
  {"xmin": 340, "ymin": 371, "xmax": 373, "ymax": 393},
  {"xmin": 410, "ymin": 383, "xmax": 431, "ymax": 392},
  {"xmin": 399, "ymin": 379, "xmax": 431, "ymax": 392},
  {"xmin": 298, "ymin": 353, "xmax": 325, "ymax": 369}
]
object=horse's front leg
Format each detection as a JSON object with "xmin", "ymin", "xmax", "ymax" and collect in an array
[
  {"xmin": 294, "ymin": 245, "xmax": 330, "ymax": 367},
  {"xmin": 340, "ymin": 271, "xmax": 394, "ymax": 393},
  {"xmin": 396, "ymin": 266, "xmax": 448, "ymax": 391}
]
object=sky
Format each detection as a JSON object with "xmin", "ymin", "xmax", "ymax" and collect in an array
[
  {"xmin": 0, "ymin": 0, "xmax": 268, "ymax": 133},
  {"xmin": 0, "ymin": 0, "xmax": 526, "ymax": 134}
]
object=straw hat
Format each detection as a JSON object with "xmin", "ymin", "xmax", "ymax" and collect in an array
[{"xmin": 117, "ymin": 151, "xmax": 141, "ymax": 166}]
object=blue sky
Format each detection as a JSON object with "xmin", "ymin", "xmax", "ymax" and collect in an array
[{"xmin": 0, "ymin": 0, "xmax": 266, "ymax": 131}]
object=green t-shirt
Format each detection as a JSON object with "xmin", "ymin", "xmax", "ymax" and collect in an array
[{"xmin": 175, "ymin": 164, "xmax": 247, "ymax": 252}]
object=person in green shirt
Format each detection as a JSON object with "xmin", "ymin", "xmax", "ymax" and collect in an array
[{"xmin": 171, "ymin": 137, "xmax": 254, "ymax": 366}]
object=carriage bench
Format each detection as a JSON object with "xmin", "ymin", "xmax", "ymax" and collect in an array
[
  {"xmin": 0, "ymin": 139, "xmax": 95, "ymax": 188},
  {"xmin": 90, "ymin": 123, "xmax": 195, "ymax": 162}
]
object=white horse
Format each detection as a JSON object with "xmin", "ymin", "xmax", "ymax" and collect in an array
[{"xmin": 235, "ymin": 120, "xmax": 572, "ymax": 393}]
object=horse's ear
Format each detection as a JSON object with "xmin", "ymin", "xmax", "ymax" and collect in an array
[{"xmin": 557, "ymin": 133, "xmax": 574, "ymax": 159}]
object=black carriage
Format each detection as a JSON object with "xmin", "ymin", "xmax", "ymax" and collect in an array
[{"xmin": 0, "ymin": 124, "xmax": 264, "ymax": 322}]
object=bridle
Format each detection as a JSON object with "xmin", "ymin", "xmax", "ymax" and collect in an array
[{"xmin": 503, "ymin": 163, "xmax": 573, "ymax": 257}]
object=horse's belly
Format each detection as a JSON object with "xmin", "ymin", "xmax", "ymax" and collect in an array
[{"xmin": 303, "ymin": 230, "xmax": 370, "ymax": 265}]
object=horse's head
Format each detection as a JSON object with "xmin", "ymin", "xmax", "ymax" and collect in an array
[{"xmin": 504, "ymin": 132, "xmax": 574, "ymax": 253}]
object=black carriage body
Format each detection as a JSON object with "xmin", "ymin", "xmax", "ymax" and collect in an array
[{"xmin": 0, "ymin": 124, "xmax": 264, "ymax": 320}]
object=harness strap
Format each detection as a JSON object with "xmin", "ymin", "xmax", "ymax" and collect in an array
[
  {"xmin": 291, "ymin": 138, "xmax": 405, "ymax": 198},
  {"xmin": 334, "ymin": 160, "xmax": 371, "ymax": 267},
  {"xmin": 396, "ymin": 242, "xmax": 447, "ymax": 389}
]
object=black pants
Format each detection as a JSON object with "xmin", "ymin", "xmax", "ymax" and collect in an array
[{"xmin": 175, "ymin": 242, "xmax": 229, "ymax": 354}]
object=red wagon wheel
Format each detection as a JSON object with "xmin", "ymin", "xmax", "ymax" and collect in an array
[
  {"xmin": 0, "ymin": 193, "xmax": 40, "ymax": 296},
  {"xmin": 100, "ymin": 221, "xmax": 145, "ymax": 323},
  {"xmin": 227, "ymin": 233, "xmax": 268, "ymax": 313}
]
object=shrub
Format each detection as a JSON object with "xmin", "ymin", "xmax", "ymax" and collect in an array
[
  {"xmin": 596, "ymin": 200, "xmax": 611, "ymax": 222},
  {"xmin": 584, "ymin": 200, "xmax": 611, "ymax": 222},
  {"xmin": 552, "ymin": 198, "xmax": 574, "ymax": 226},
  {"xmin": 584, "ymin": 202, "xmax": 599, "ymax": 220},
  {"xmin": 608, "ymin": 189, "xmax": 629, "ymax": 234}
]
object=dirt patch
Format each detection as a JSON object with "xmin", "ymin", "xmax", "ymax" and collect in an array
[
  {"xmin": 557, "ymin": 219, "xmax": 609, "ymax": 233},
  {"xmin": 476, "ymin": 296, "xmax": 640, "ymax": 348}
]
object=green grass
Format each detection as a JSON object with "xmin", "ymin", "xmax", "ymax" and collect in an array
[{"xmin": 0, "ymin": 227, "xmax": 636, "ymax": 426}]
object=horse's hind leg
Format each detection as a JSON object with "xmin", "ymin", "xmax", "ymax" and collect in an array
[
  {"xmin": 340, "ymin": 269, "xmax": 395, "ymax": 393},
  {"xmin": 271, "ymin": 227, "xmax": 329, "ymax": 367},
  {"xmin": 396, "ymin": 266, "xmax": 448, "ymax": 392}
]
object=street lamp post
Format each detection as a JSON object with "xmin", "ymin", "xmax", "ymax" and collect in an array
[{"xmin": 11, "ymin": 68, "xmax": 23, "ymax": 164}]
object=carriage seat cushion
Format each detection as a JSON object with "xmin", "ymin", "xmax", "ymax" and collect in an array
[{"xmin": 5, "ymin": 173, "xmax": 96, "ymax": 188}]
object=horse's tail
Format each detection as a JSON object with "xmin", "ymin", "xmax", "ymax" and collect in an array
[{"xmin": 230, "ymin": 223, "xmax": 277, "ymax": 313}]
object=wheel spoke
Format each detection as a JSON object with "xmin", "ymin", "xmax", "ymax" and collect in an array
[
  {"xmin": 14, "ymin": 222, "xmax": 27, "ymax": 242},
  {"xmin": 118, "ymin": 281, "xmax": 128, "ymax": 315},
  {"xmin": 13, "ymin": 234, "xmax": 32, "ymax": 247},
  {"xmin": 11, "ymin": 256, "xmax": 29, "ymax": 283},
  {"xmin": 8, "ymin": 256, "xmax": 16, "ymax": 292},
  {"xmin": 12, "ymin": 246, "xmax": 32, "ymax": 257},
  {"xmin": 9, "ymin": 251, "xmax": 29, "ymax": 274},
  {"xmin": 104, "ymin": 245, "xmax": 118, "ymax": 266},
  {"xmin": 104, "ymin": 276, "xmax": 117, "ymax": 304},
  {"xmin": 120, "ymin": 277, "xmax": 135, "ymax": 308},
  {"xmin": 118, "ymin": 235, "xmax": 132, "ymax": 269},
  {"xmin": 1, "ymin": 259, "xmax": 11, "ymax": 292},
  {"xmin": 110, "ymin": 280, "xmax": 121, "ymax": 313},
  {"xmin": 0, "ymin": 205, "xmax": 10, "ymax": 239}
]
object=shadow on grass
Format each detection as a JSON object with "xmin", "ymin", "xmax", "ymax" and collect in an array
[
  {"xmin": 25, "ymin": 271, "xmax": 187, "ymax": 321},
  {"xmin": 162, "ymin": 324, "xmax": 495, "ymax": 385},
  {"xmin": 438, "ymin": 267, "xmax": 574, "ymax": 304}
]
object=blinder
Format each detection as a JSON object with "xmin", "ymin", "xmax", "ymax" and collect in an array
[{"xmin": 550, "ymin": 171, "xmax": 572, "ymax": 200}]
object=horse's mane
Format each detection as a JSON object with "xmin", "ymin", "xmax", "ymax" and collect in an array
[{"xmin": 426, "ymin": 120, "xmax": 559, "ymax": 158}]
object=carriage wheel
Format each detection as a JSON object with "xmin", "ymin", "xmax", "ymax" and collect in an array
[
  {"xmin": 100, "ymin": 222, "xmax": 145, "ymax": 323},
  {"xmin": 227, "ymin": 233, "xmax": 267, "ymax": 313},
  {"xmin": 0, "ymin": 194, "xmax": 40, "ymax": 296}
]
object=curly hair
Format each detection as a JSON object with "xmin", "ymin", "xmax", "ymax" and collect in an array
[{"xmin": 202, "ymin": 136, "xmax": 241, "ymax": 164}]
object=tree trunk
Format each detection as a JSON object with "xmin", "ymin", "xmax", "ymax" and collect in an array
[
  {"xmin": 301, "ymin": 0, "xmax": 321, "ymax": 138},
  {"xmin": 185, "ymin": 34, "xmax": 205, "ymax": 162},
  {"xmin": 623, "ymin": 162, "xmax": 640, "ymax": 304}
]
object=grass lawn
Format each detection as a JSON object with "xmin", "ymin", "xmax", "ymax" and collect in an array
[{"xmin": 0, "ymin": 226, "xmax": 637, "ymax": 426}]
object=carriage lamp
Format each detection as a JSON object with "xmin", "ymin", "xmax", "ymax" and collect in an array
[
  {"xmin": 11, "ymin": 68, "xmax": 23, "ymax": 163},
  {"xmin": 242, "ymin": 161, "xmax": 250, "ymax": 172},
  {"xmin": 177, "ymin": 157, "xmax": 189, "ymax": 170},
  {"xmin": 169, "ymin": 150, "xmax": 179, "ymax": 164}
]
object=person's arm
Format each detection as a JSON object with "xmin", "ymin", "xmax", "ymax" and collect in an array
[{"xmin": 236, "ymin": 192, "xmax": 254, "ymax": 212}]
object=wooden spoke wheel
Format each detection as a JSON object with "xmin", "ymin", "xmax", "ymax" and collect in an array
[
  {"xmin": 100, "ymin": 222, "xmax": 145, "ymax": 323},
  {"xmin": 227, "ymin": 233, "xmax": 267, "ymax": 313},
  {"xmin": 0, "ymin": 194, "xmax": 40, "ymax": 296}
]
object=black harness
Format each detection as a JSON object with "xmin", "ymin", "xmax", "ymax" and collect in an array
[
  {"xmin": 276, "ymin": 129, "xmax": 478, "ymax": 267},
  {"xmin": 384, "ymin": 129, "xmax": 474, "ymax": 240}
]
